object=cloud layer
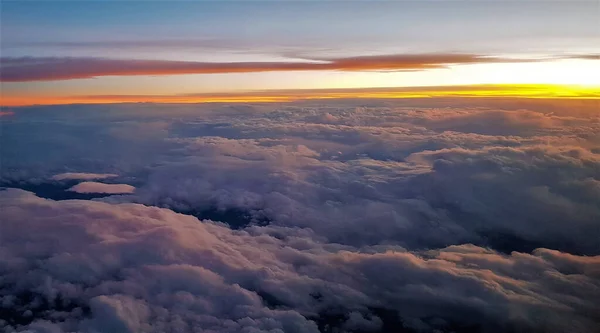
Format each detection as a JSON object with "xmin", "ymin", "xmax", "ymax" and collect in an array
[
  {"xmin": 1, "ymin": 189, "xmax": 599, "ymax": 333},
  {"xmin": 1, "ymin": 98, "xmax": 599, "ymax": 332},
  {"xmin": 0, "ymin": 54, "xmax": 548, "ymax": 82}
]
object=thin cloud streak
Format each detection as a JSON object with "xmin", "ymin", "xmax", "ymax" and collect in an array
[{"xmin": 0, "ymin": 53, "xmax": 549, "ymax": 82}]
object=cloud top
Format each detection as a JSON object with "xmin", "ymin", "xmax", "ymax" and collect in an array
[
  {"xmin": 1, "ymin": 99, "xmax": 599, "ymax": 332},
  {"xmin": 0, "ymin": 188, "xmax": 599, "ymax": 332}
]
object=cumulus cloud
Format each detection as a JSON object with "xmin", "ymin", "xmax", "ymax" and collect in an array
[
  {"xmin": 51, "ymin": 173, "xmax": 119, "ymax": 181},
  {"xmin": 2, "ymin": 99, "xmax": 600, "ymax": 332},
  {"xmin": 0, "ymin": 189, "xmax": 599, "ymax": 332},
  {"xmin": 107, "ymin": 103, "xmax": 597, "ymax": 254},
  {"xmin": 67, "ymin": 182, "xmax": 135, "ymax": 194}
]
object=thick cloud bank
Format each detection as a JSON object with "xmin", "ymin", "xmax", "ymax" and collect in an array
[
  {"xmin": 1, "ymin": 98, "xmax": 599, "ymax": 332},
  {"xmin": 1, "ymin": 189, "xmax": 599, "ymax": 333}
]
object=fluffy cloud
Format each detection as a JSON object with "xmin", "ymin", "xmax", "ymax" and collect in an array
[
  {"xmin": 113, "ymin": 104, "xmax": 598, "ymax": 254},
  {"xmin": 1, "ymin": 99, "xmax": 600, "ymax": 332},
  {"xmin": 67, "ymin": 182, "xmax": 135, "ymax": 194},
  {"xmin": 1, "ymin": 189, "xmax": 599, "ymax": 332}
]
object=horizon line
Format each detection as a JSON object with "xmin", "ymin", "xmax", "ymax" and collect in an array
[{"xmin": 2, "ymin": 84, "xmax": 599, "ymax": 108}]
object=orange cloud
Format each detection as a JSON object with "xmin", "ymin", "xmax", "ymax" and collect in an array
[{"xmin": 0, "ymin": 54, "xmax": 543, "ymax": 82}]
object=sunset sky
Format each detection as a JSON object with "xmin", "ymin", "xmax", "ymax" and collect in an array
[{"xmin": 1, "ymin": 1, "xmax": 599, "ymax": 106}]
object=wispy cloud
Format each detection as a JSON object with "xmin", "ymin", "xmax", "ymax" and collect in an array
[
  {"xmin": 51, "ymin": 173, "xmax": 119, "ymax": 181},
  {"xmin": 0, "ymin": 53, "xmax": 553, "ymax": 82}
]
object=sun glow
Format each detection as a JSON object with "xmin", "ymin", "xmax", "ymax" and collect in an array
[
  {"xmin": 452, "ymin": 59, "xmax": 600, "ymax": 86},
  {"xmin": 2, "ymin": 84, "xmax": 598, "ymax": 107}
]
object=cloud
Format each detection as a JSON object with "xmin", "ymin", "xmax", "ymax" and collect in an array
[
  {"xmin": 1, "ymin": 99, "xmax": 600, "ymax": 332},
  {"xmin": 67, "ymin": 182, "xmax": 135, "ymax": 194},
  {"xmin": 6, "ymin": 38, "xmax": 240, "ymax": 51},
  {"xmin": 51, "ymin": 173, "xmax": 119, "ymax": 181},
  {"xmin": 95, "ymin": 102, "xmax": 595, "ymax": 254},
  {"xmin": 0, "ymin": 54, "xmax": 546, "ymax": 82},
  {"xmin": 403, "ymin": 144, "xmax": 600, "ymax": 254},
  {"xmin": 3, "ymin": 101, "xmax": 599, "ymax": 252},
  {"xmin": 0, "ymin": 189, "xmax": 599, "ymax": 332}
]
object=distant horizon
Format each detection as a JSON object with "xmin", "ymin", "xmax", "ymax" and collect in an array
[{"xmin": 3, "ymin": 83, "xmax": 599, "ymax": 107}]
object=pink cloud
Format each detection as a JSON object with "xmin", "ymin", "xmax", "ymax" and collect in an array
[{"xmin": 68, "ymin": 181, "xmax": 135, "ymax": 194}]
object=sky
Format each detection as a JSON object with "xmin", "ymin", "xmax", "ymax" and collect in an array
[{"xmin": 1, "ymin": 0, "xmax": 599, "ymax": 106}]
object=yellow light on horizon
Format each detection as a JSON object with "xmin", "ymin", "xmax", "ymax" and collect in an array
[
  {"xmin": 452, "ymin": 59, "xmax": 600, "ymax": 86},
  {"xmin": 1, "ymin": 84, "xmax": 598, "ymax": 107},
  {"xmin": 1, "ymin": 59, "xmax": 599, "ymax": 107}
]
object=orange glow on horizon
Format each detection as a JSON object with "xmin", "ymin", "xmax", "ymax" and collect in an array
[{"xmin": 1, "ymin": 84, "xmax": 599, "ymax": 107}]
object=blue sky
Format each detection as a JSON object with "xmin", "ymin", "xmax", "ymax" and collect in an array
[{"xmin": 3, "ymin": 1, "xmax": 598, "ymax": 57}]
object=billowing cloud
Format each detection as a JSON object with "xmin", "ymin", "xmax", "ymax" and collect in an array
[
  {"xmin": 67, "ymin": 182, "xmax": 135, "ymax": 194},
  {"xmin": 1, "ymin": 99, "xmax": 599, "ymax": 332},
  {"xmin": 0, "ymin": 54, "xmax": 545, "ymax": 82},
  {"xmin": 0, "ymin": 189, "xmax": 599, "ymax": 332}
]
